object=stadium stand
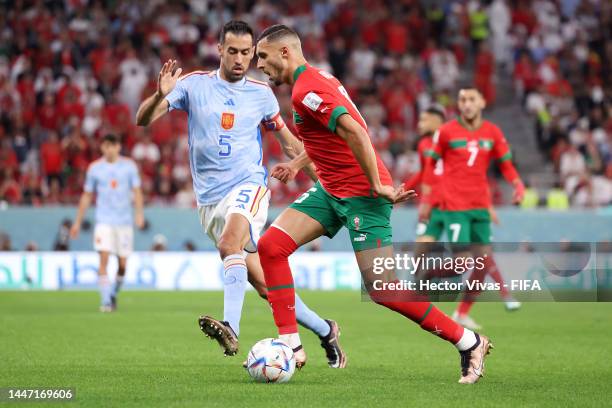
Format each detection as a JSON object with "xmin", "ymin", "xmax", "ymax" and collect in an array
[{"xmin": 0, "ymin": 0, "xmax": 610, "ymax": 207}]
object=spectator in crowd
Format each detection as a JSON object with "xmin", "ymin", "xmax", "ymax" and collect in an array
[
  {"xmin": 53, "ymin": 219, "xmax": 72, "ymax": 251},
  {"xmin": 0, "ymin": 231, "xmax": 12, "ymax": 251},
  {"xmin": 430, "ymin": 45, "xmax": 459, "ymax": 93},
  {"xmin": 151, "ymin": 234, "xmax": 167, "ymax": 252},
  {"xmin": 40, "ymin": 131, "xmax": 64, "ymax": 187},
  {"xmin": 0, "ymin": 168, "xmax": 22, "ymax": 204}
]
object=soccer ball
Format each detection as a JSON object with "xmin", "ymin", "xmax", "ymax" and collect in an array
[{"xmin": 245, "ymin": 338, "xmax": 295, "ymax": 383}]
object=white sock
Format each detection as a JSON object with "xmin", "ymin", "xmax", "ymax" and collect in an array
[
  {"xmin": 280, "ymin": 333, "xmax": 302, "ymax": 349},
  {"xmin": 455, "ymin": 329, "xmax": 478, "ymax": 351},
  {"xmin": 99, "ymin": 275, "xmax": 111, "ymax": 306}
]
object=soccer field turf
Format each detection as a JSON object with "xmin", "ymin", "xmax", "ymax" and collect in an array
[{"xmin": 1, "ymin": 291, "xmax": 611, "ymax": 407}]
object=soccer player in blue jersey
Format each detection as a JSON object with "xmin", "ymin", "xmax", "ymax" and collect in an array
[
  {"xmin": 135, "ymin": 21, "xmax": 345, "ymax": 368},
  {"xmin": 70, "ymin": 134, "xmax": 145, "ymax": 312}
]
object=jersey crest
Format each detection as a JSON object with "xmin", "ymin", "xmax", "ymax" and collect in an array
[{"xmin": 221, "ymin": 112, "xmax": 235, "ymax": 130}]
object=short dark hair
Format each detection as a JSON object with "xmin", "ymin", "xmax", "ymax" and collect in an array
[
  {"xmin": 219, "ymin": 20, "xmax": 253, "ymax": 44},
  {"xmin": 459, "ymin": 86, "xmax": 483, "ymax": 95},
  {"xmin": 257, "ymin": 24, "xmax": 299, "ymax": 43},
  {"xmin": 102, "ymin": 134, "xmax": 119, "ymax": 144},
  {"xmin": 425, "ymin": 105, "xmax": 446, "ymax": 121}
]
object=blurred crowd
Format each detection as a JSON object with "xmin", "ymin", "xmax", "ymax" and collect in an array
[
  {"xmin": 511, "ymin": 0, "xmax": 612, "ymax": 208},
  {"xmin": 0, "ymin": 0, "xmax": 610, "ymax": 208}
]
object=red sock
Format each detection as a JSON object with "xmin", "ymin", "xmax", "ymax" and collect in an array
[
  {"xmin": 457, "ymin": 255, "xmax": 494, "ymax": 315},
  {"xmin": 457, "ymin": 300, "xmax": 474, "ymax": 315},
  {"xmin": 486, "ymin": 256, "xmax": 509, "ymax": 298},
  {"xmin": 258, "ymin": 226, "xmax": 298, "ymax": 335},
  {"xmin": 370, "ymin": 288, "xmax": 464, "ymax": 344}
]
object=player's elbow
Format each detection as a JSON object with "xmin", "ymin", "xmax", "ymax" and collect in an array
[{"xmin": 135, "ymin": 111, "xmax": 149, "ymax": 127}]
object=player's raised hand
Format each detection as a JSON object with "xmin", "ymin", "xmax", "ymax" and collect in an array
[
  {"xmin": 157, "ymin": 59, "xmax": 182, "ymax": 97},
  {"xmin": 271, "ymin": 163, "xmax": 298, "ymax": 184}
]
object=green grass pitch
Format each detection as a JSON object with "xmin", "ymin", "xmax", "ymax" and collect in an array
[{"xmin": 1, "ymin": 291, "xmax": 611, "ymax": 407}]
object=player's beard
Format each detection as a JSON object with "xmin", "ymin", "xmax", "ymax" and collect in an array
[
  {"xmin": 265, "ymin": 62, "xmax": 284, "ymax": 86},
  {"xmin": 461, "ymin": 108, "xmax": 478, "ymax": 122},
  {"xmin": 222, "ymin": 65, "xmax": 245, "ymax": 83}
]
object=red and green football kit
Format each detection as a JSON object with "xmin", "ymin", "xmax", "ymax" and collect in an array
[
  {"xmin": 261, "ymin": 65, "xmax": 469, "ymax": 352},
  {"xmin": 288, "ymin": 64, "xmax": 393, "ymax": 251},
  {"xmin": 423, "ymin": 118, "xmax": 520, "ymax": 243},
  {"xmin": 404, "ymin": 135, "xmax": 445, "ymax": 238}
]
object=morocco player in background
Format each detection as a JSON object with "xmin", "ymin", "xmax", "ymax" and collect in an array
[
  {"xmin": 255, "ymin": 24, "xmax": 493, "ymax": 384},
  {"xmin": 422, "ymin": 88, "xmax": 525, "ymax": 329},
  {"xmin": 407, "ymin": 106, "xmax": 521, "ymax": 331}
]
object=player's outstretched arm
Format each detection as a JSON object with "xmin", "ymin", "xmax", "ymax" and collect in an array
[
  {"xmin": 273, "ymin": 126, "xmax": 318, "ymax": 182},
  {"xmin": 335, "ymin": 114, "xmax": 415, "ymax": 203},
  {"xmin": 70, "ymin": 191, "xmax": 92, "ymax": 239},
  {"xmin": 493, "ymin": 130, "xmax": 525, "ymax": 204},
  {"xmin": 499, "ymin": 161, "xmax": 525, "ymax": 204},
  {"xmin": 133, "ymin": 187, "xmax": 145, "ymax": 229},
  {"xmin": 335, "ymin": 114, "xmax": 381, "ymax": 189},
  {"xmin": 135, "ymin": 59, "xmax": 182, "ymax": 126}
]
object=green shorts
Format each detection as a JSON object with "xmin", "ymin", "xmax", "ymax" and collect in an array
[
  {"xmin": 441, "ymin": 209, "xmax": 491, "ymax": 244},
  {"xmin": 416, "ymin": 207, "xmax": 445, "ymax": 240},
  {"xmin": 289, "ymin": 182, "xmax": 393, "ymax": 251}
]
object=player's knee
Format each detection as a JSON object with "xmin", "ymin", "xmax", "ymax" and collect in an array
[
  {"xmin": 257, "ymin": 229, "xmax": 295, "ymax": 262},
  {"xmin": 257, "ymin": 233, "xmax": 276, "ymax": 260},
  {"xmin": 218, "ymin": 235, "xmax": 242, "ymax": 259}
]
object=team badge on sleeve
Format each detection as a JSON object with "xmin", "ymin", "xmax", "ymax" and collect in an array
[
  {"xmin": 302, "ymin": 92, "xmax": 323, "ymax": 111},
  {"xmin": 221, "ymin": 112, "xmax": 235, "ymax": 130}
]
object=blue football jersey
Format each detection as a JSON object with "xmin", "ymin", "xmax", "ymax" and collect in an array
[
  {"xmin": 84, "ymin": 157, "xmax": 141, "ymax": 226},
  {"xmin": 165, "ymin": 70, "xmax": 283, "ymax": 205}
]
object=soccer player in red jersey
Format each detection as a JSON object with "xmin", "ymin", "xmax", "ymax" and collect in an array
[
  {"xmin": 255, "ymin": 25, "xmax": 493, "ymax": 384},
  {"xmin": 409, "ymin": 105, "xmax": 521, "ymax": 330},
  {"xmin": 405, "ymin": 106, "xmax": 447, "ymax": 243},
  {"xmin": 421, "ymin": 88, "xmax": 525, "ymax": 329}
]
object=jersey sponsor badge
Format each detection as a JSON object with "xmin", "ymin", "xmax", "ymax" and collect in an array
[
  {"xmin": 221, "ymin": 112, "xmax": 235, "ymax": 130},
  {"xmin": 302, "ymin": 92, "xmax": 323, "ymax": 111}
]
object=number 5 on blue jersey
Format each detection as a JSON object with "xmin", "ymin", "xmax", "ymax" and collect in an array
[{"xmin": 219, "ymin": 135, "xmax": 232, "ymax": 157}]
